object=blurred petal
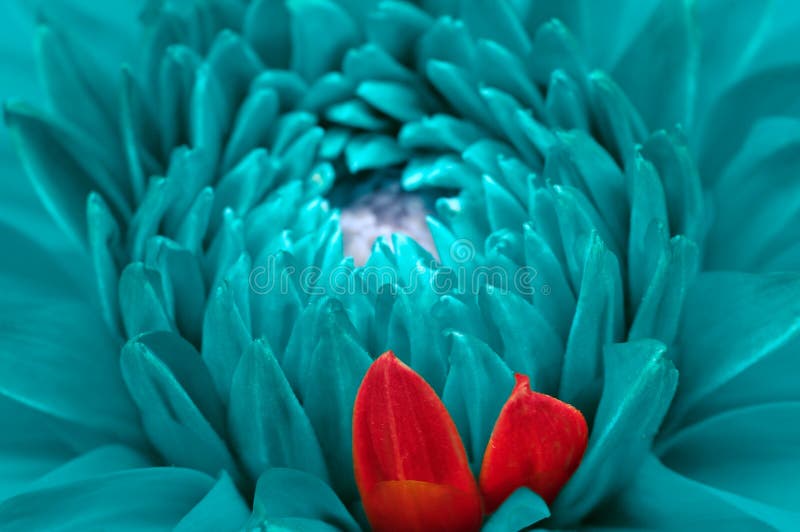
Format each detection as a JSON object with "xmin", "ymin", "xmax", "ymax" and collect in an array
[
  {"xmin": 0, "ymin": 468, "xmax": 219, "ymax": 531},
  {"xmin": 667, "ymin": 272, "xmax": 800, "ymax": 427},
  {"xmin": 0, "ymin": 301, "xmax": 143, "ymax": 448},
  {"xmin": 248, "ymin": 468, "xmax": 360, "ymax": 532}
]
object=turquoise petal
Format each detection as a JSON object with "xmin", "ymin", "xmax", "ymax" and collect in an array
[
  {"xmin": 610, "ymin": 0, "xmax": 697, "ymax": 130},
  {"xmin": 201, "ymin": 274, "xmax": 252, "ymax": 403},
  {"xmin": 248, "ymin": 468, "xmax": 359, "ymax": 532},
  {"xmin": 244, "ymin": 0, "xmax": 290, "ymax": 69},
  {"xmin": 291, "ymin": 298, "xmax": 371, "ymax": 500},
  {"xmin": 427, "ymin": 60, "xmax": 499, "ymax": 134},
  {"xmin": 357, "ymin": 80, "xmax": 426, "ymax": 122},
  {"xmin": 221, "ymin": 88, "xmax": 279, "ymax": 173},
  {"xmin": 228, "ymin": 339, "xmax": 328, "ymax": 482},
  {"xmin": 289, "ymin": 0, "xmax": 358, "ymax": 81},
  {"xmin": 174, "ymin": 472, "xmax": 250, "ymax": 532},
  {"xmin": 25, "ymin": 445, "xmax": 151, "ymax": 492},
  {"xmin": 705, "ymin": 117, "xmax": 800, "ymax": 271},
  {"xmin": 129, "ymin": 331, "xmax": 225, "ymax": 435},
  {"xmin": 0, "ymin": 396, "xmax": 106, "ymax": 502},
  {"xmin": 482, "ymin": 488, "xmax": 550, "ymax": 532},
  {"xmin": 698, "ymin": 65, "xmax": 800, "ymax": 185},
  {"xmin": 480, "ymin": 286, "xmax": 564, "ymax": 395},
  {"xmin": 641, "ymin": 128, "xmax": 706, "ymax": 244},
  {"xmin": 0, "ymin": 468, "xmax": 218, "ymax": 531},
  {"xmin": 667, "ymin": 272, "xmax": 800, "ymax": 427},
  {"xmin": 0, "ymin": 301, "xmax": 143, "ymax": 448},
  {"xmin": 118, "ymin": 262, "xmax": 174, "ymax": 337},
  {"xmin": 4, "ymin": 103, "xmax": 131, "ymax": 245},
  {"xmin": 0, "ymin": 219, "xmax": 89, "ymax": 302},
  {"xmin": 628, "ymin": 236, "xmax": 698, "ymax": 346},
  {"xmin": 459, "ymin": 0, "xmax": 531, "ymax": 58},
  {"xmin": 660, "ymin": 403, "xmax": 800, "ymax": 529},
  {"xmin": 121, "ymin": 341, "xmax": 243, "ymax": 484},
  {"xmin": 559, "ymin": 233, "xmax": 624, "ymax": 408},
  {"xmin": 443, "ymin": 332, "xmax": 514, "ymax": 470},
  {"xmin": 600, "ymin": 454, "xmax": 772, "ymax": 530},
  {"xmin": 145, "ymin": 238, "xmax": 206, "ymax": 344},
  {"xmin": 345, "ymin": 134, "xmax": 410, "ymax": 172},
  {"xmin": 552, "ymin": 339, "xmax": 677, "ymax": 524},
  {"xmin": 366, "ymin": 2, "xmax": 432, "ymax": 64},
  {"xmin": 689, "ymin": 325, "xmax": 800, "ymax": 423},
  {"xmin": 34, "ymin": 23, "xmax": 119, "ymax": 149}
]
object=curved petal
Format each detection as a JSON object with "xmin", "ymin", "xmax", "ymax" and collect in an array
[
  {"xmin": 248, "ymin": 468, "xmax": 360, "ymax": 532},
  {"xmin": 0, "ymin": 300, "xmax": 144, "ymax": 449},
  {"xmin": 0, "ymin": 467, "xmax": 219, "ymax": 531},
  {"xmin": 659, "ymin": 403, "xmax": 800, "ymax": 529},
  {"xmin": 666, "ymin": 272, "xmax": 800, "ymax": 428}
]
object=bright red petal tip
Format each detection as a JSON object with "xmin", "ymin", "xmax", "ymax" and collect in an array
[
  {"xmin": 479, "ymin": 374, "xmax": 588, "ymax": 512},
  {"xmin": 353, "ymin": 351, "xmax": 483, "ymax": 532}
]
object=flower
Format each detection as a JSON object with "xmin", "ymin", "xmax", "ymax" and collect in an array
[{"xmin": 1, "ymin": 0, "xmax": 800, "ymax": 530}]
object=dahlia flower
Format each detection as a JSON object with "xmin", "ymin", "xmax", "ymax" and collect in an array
[{"xmin": 1, "ymin": 0, "xmax": 799, "ymax": 530}]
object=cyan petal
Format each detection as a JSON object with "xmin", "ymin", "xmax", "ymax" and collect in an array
[
  {"xmin": 129, "ymin": 331, "xmax": 225, "ymax": 435},
  {"xmin": 244, "ymin": 0, "xmax": 290, "ymax": 68},
  {"xmin": 248, "ymin": 468, "xmax": 359, "ymax": 532},
  {"xmin": 174, "ymin": 472, "xmax": 250, "ymax": 532},
  {"xmin": 34, "ymin": 23, "xmax": 120, "ymax": 150},
  {"xmin": 365, "ymin": 1, "xmax": 432, "ymax": 64},
  {"xmin": 553, "ymin": 339, "xmax": 677, "ymax": 524},
  {"xmin": 659, "ymin": 403, "xmax": 800, "ymax": 529},
  {"xmin": 289, "ymin": 0, "xmax": 358, "ymax": 81},
  {"xmin": 357, "ymin": 80, "xmax": 426, "ymax": 122},
  {"xmin": 0, "ymin": 301, "xmax": 143, "ymax": 449},
  {"xmin": 345, "ymin": 134, "xmax": 410, "ymax": 172},
  {"xmin": 559, "ymin": 233, "xmax": 624, "ymax": 408},
  {"xmin": 201, "ymin": 274, "xmax": 252, "ymax": 403},
  {"xmin": 26, "ymin": 445, "xmax": 151, "ymax": 492},
  {"xmin": 482, "ymin": 488, "xmax": 550, "ymax": 532},
  {"xmin": 459, "ymin": 0, "xmax": 531, "ymax": 58},
  {"xmin": 118, "ymin": 262, "xmax": 174, "ymax": 337},
  {"xmin": 284, "ymin": 298, "xmax": 371, "ymax": 500},
  {"xmin": 221, "ymin": 88, "xmax": 279, "ymax": 172},
  {"xmin": 480, "ymin": 286, "xmax": 564, "ymax": 395},
  {"xmin": 228, "ymin": 339, "xmax": 328, "ymax": 482},
  {"xmin": 610, "ymin": 0, "xmax": 697, "ymax": 130},
  {"xmin": 443, "ymin": 332, "xmax": 514, "ymax": 470},
  {"xmin": 4, "ymin": 103, "xmax": 131, "ymax": 244},
  {"xmin": 121, "ymin": 341, "xmax": 243, "ymax": 484},
  {"xmin": 0, "ymin": 468, "xmax": 218, "ymax": 531},
  {"xmin": 705, "ymin": 117, "xmax": 800, "ymax": 271},
  {"xmin": 667, "ymin": 272, "xmax": 800, "ymax": 427},
  {"xmin": 600, "ymin": 454, "xmax": 772, "ymax": 531}
]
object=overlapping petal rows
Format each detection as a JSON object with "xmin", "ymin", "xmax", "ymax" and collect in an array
[{"xmin": 1, "ymin": 0, "xmax": 800, "ymax": 530}]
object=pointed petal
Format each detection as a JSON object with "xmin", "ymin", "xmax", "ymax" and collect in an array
[
  {"xmin": 552, "ymin": 340, "xmax": 677, "ymax": 524},
  {"xmin": 481, "ymin": 488, "xmax": 549, "ymax": 532},
  {"xmin": 353, "ymin": 352, "xmax": 482, "ymax": 532},
  {"xmin": 248, "ymin": 468, "xmax": 360, "ymax": 532},
  {"xmin": 228, "ymin": 339, "xmax": 328, "ymax": 482},
  {"xmin": 479, "ymin": 374, "xmax": 587, "ymax": 511},
  {"xmin": 174, "ymin": 472, "xmax": 250, "ymax": 532}
]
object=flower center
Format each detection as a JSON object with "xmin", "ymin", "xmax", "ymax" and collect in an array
[{"xmin": 334, "ymin": 170, "xmax": 439, "ymax": 265}]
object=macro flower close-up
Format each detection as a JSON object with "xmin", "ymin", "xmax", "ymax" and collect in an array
[{"xmin": 1, "ymin": 0, "xmax": 799, "ymax": 530}]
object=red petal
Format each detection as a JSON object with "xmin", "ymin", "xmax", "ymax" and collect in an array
[
  {"xmin": 479, "ymin": 374, "xmax": 588, "ymax": 512},
  {"xmin": 353, "ymin": 351, "xmax": 483, "ymax": 532}
]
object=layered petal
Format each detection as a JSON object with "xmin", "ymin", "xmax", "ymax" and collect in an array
[{"xmin": 353, "ymin": 351, "xmax": 482, "ymax": 532}]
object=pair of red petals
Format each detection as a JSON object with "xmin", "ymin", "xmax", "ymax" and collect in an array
[{"xmin": 353, "ymin": 351, "xmax": 589, "ymax": 532}]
